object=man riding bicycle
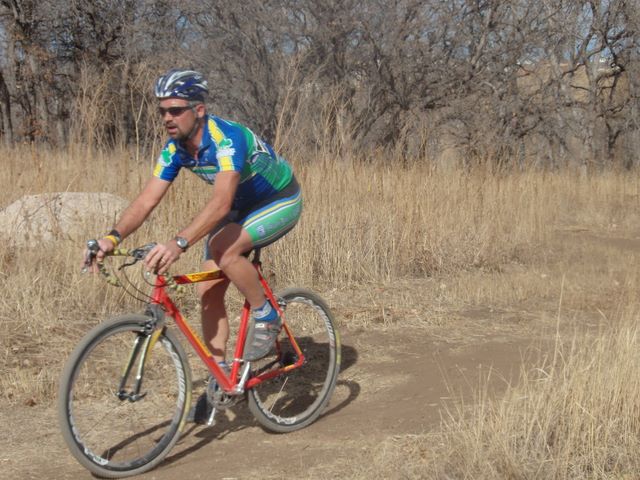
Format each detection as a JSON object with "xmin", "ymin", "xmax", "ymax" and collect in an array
[{"xmin": 86, "ymin": 68, "xmax": 302, "ymax": 423}]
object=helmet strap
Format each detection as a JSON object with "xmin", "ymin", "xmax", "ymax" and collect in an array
[{"xmin": 185, "ymin": 106, "xmax": 204, "ymax": 141}]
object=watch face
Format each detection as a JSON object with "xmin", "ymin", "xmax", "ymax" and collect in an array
[{"xmin": 175, "ymin": 237, "xmax": 188, "ymax": 249}]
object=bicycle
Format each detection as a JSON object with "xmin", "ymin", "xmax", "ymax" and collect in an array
[{"xmin": 57, "ymin": 240, "xmax": 341, "ymax": 478}]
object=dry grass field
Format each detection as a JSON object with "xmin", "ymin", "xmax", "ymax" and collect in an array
[{"xmin": 2, "ymin": 145, "xmax": 640, "ymax": 478}]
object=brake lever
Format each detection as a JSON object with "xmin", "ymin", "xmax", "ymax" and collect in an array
[
  {"xmin": 118, "ymin": 242, "xmax": 158, "ymax": 270},
  {"xmin": 134, "ymin": 242, "xmax": 158, "ymax": 260},
  {"xmin": 81, "ymin": 239, "xmax": 100, "ymax": 273}
]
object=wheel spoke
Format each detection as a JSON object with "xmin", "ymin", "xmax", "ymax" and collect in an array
[{"xmin": 267, "ymin": 376, "xmax": 289, "ymax": 413}]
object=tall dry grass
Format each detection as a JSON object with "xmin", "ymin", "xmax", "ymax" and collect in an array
[
  {"xmin": 436, "ymin": 315, "xmax": 640, "ymax": 478},
  {"xmin": 2, "ymin": 144, "xmax": 640, "ymax": 477},
  {"xmin": 347, "ymin": 307, "xmax": 640, "ymax": 479},
  {"xmin": 1, "ymin": 147, "xmax": 640, "ymax": 402}
]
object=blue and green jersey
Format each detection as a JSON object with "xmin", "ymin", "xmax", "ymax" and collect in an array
[{"xmin": 153, "ymin": 115, "xmax": 293, "ymax": 210}]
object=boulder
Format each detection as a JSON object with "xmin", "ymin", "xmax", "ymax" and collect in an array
[{"xmin": 0, "ymin": 192, "xmax": 129, "ymax": 246}]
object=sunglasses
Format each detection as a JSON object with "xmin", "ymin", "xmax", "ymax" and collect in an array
[{"xmin": 158, "ymin": 106, "xmax": 193, "ymax": 117}]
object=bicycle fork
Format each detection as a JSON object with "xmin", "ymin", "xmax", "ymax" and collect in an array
[
  {"xmin": 117, "ymin": 307, "xmax": 165, "ymax": 402},
  {"xmin": 116, "ymin": 328, "xmax": 162, "ymax": 402}
]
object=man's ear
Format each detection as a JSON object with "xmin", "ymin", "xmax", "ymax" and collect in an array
[{"xmin": 195, "ymin": 103, "xmax": 206, "ymax": 119}]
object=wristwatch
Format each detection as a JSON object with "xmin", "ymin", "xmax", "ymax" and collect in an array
[{"xmin": 174, "ymin": 236, "xmax": 189, "ymax": 252}]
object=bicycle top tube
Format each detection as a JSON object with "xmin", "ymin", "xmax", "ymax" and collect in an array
[{"xmin": 171, "ymin": 248, "xmax": 262, "ymax": 285}]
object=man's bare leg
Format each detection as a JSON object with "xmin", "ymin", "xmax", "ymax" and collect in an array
[
  {"xmin": 207, "ymin": 223, "xmax": 279, "ymax": 361},
  {"xmin": 196, "ymin": 260, "xmax": 230, "ymax": 364},
  {"xmin": 209, "ymin": 224, "xmax": 266, "ymax": 308}
]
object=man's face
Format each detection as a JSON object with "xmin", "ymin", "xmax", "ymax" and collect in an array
[{"xmin": 158, "ymin": 98, "xmax": 204, "ymax": 140}]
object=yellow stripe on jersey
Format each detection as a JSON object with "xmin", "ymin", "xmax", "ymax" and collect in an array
[
  {"xmin": 208, "ymin": 117, "xmax": 223, "ymax": 143},
  {"xmin": 154, "ymin": 144, "xmax": 177, "ymax": 178},
  {"xmin": 208, "ymin": 118, "xmax": 235, "ymax": 171},
  {"xmin": 218, "ymin": 156, "xmax": 234, "ymax": 171}
]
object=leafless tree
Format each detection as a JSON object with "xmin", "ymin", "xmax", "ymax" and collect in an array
[{"xmin": 0, "ymin": 0, "xmax": 637, "ymax": 168}]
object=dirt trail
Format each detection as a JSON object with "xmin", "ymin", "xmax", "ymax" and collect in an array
[{"xmin": 3, "ymin": 322, "xmax": 539, "ymax": 480}]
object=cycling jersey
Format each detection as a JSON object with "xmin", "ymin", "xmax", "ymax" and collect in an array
[{"xmin": 153, "ymin": 115, "xmax": 293, "ymax": 211}]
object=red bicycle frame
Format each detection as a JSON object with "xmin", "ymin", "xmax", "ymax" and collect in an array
[{"xmin": 149, "ymin": 262, "xmax": 305, "ymax": 394}]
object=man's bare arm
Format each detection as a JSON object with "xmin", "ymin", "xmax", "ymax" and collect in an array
[
  {"xmin": 142, "ymin": 171, "xmax": 239, "ymax": 273},
  {"xmin": 113, "ymin": 176, "xmax": 172, "ymax": 239},
  {"xmin": 176, "ymin": 171, "xmax": 240, "ymax": 245}
]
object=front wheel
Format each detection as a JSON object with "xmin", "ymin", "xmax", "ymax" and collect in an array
[
  {"xmin": 57, "ymin": 314, "xmax": 192, "ymax": 478},
  {"xmin": 247, "ymin": 288, "xmax": 341, "ymax": 433}
]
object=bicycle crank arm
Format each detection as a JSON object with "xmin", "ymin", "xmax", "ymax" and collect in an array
[{"xmin": 206, "ymin": 407, "xmax": 217, "ymax": 427}]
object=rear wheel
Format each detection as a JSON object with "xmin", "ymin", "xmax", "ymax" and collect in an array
[
  {"xmin": 57, "ymin": 314, "xmax": 191, "ymax": 478},
  {"xmin": 247, "ymin": 288, "xmax": 340, "ymax": 432}
]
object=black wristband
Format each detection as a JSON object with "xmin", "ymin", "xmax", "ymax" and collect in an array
[{"xmin": 108, "ymin": 229, "xmax": 122, "ymax": 242}]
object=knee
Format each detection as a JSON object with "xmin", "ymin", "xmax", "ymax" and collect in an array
[{"xmin": 213, "ymin": 249, "xmax": 242, "ymax": 272}]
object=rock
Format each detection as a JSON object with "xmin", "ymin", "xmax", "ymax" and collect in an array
[{"xmin": 0, "ymin": 192, "xmax": 128, "ymax": 246}]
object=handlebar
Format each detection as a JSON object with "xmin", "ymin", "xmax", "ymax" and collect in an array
[{"xmin": 82, "ymin": 240, "xmax": 182, "ymax": 291}]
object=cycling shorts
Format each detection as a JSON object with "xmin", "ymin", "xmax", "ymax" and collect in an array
[{"xmin": 203, "ymin": 177, "xmax": 302, "ymax": 260}]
